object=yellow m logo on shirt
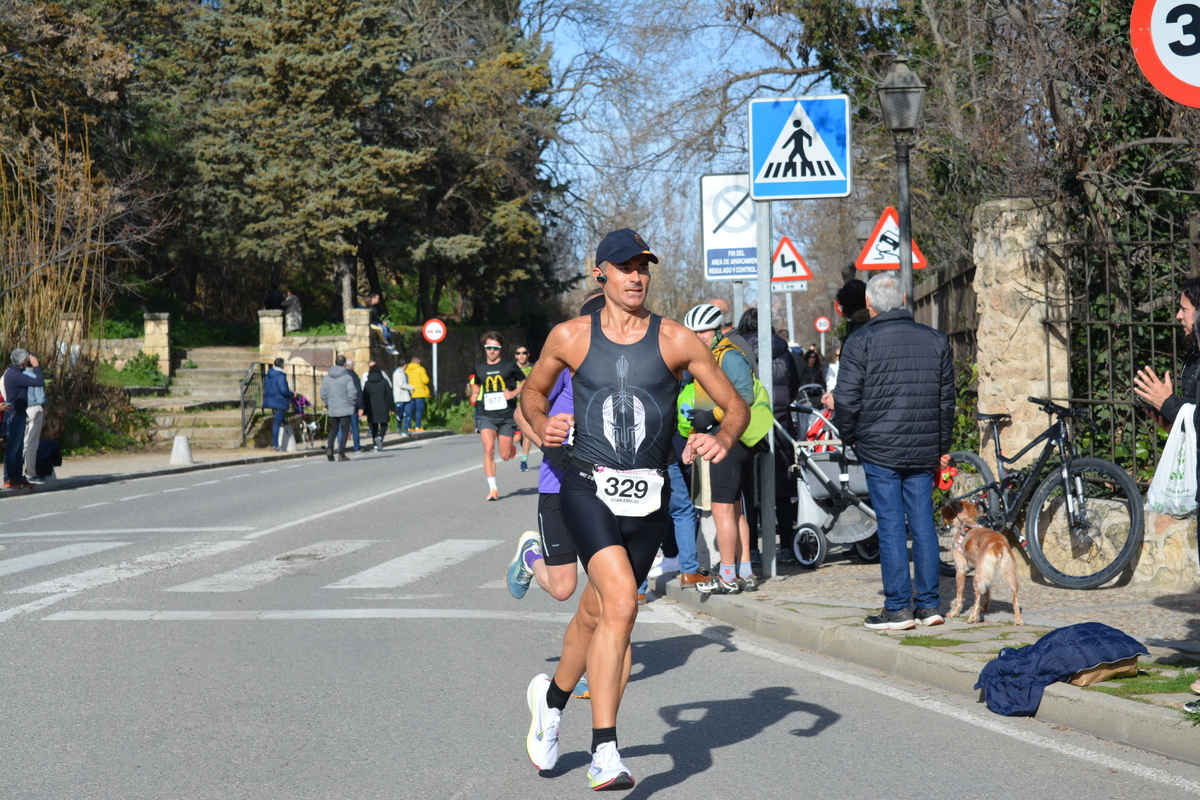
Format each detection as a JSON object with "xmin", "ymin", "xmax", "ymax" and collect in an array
[{"xmin": 483, "ymin": 374, "xmax": 507, "ymax": 393}]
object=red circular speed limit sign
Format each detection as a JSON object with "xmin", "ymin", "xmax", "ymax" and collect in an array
[
  {"xmin": 1132, "ymin": 0, "xmax": 1200, "ymax": 107},
  {"xmin": 814, "ymin": 316, "xmax": 832, "ymax": 333},
  {"xmin": 422, "ymin": 318, "xmax": 447, "ymax": 344}
]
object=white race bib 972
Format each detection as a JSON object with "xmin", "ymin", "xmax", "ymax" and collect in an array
[
  {"xmin": 593, "ymin": 466, "xmax": 664, "ymax": 517},
  {"xmin": 483, "ymin": 391, "xmax": 507, "ymax": 412}
]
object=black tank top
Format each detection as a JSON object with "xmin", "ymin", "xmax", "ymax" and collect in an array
[{"xmin": 572, "ymin": 311, "xmax": 679, "ymax": 470}]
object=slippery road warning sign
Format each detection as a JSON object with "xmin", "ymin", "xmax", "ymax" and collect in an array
[
  {"xmin": 771, "ymin": 236, "xmax": 812, "ymax": 293},
  {"xmin": 854, "ymin": 207, "xmax": 927, "ymax": 270},
  {"xmin": 749, "ymin": 95, "xmax": 852, "ymax": 200}
]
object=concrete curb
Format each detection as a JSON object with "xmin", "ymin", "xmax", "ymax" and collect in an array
[
  {"xmin": 656, "ymin": 576, "xmax": 1200, "ymax": 767},
  {"xmin": 0, "ymin": 430, "xmax": 454, "ymax": 499}
]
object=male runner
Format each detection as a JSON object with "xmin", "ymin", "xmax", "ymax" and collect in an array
[
  {"xmin": 469, "ymin": 333, "xmax": 525, "ymax": 501},
  {"xmin": 520, "ymin": 228, "xmax": 749, "ymax": 790},
  {"xmin": 514, "ymin": 345, "xmax": 535, "ymax": 472}
]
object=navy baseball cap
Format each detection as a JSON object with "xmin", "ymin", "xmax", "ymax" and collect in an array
[{"xmin": 595, "ymin": 229, "xmax": 658, "ymax": 266}]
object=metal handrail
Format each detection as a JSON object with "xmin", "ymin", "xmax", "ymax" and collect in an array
[{"xmin": 239, "ymin": 362, "xmax": 263, "ymax": 446}]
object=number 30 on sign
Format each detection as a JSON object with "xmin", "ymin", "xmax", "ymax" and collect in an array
[{"xmin": 1132, "ymin": 0, "xmax": 1200, "ymax": 107}]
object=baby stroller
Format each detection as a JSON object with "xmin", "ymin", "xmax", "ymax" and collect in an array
[
  {"xmin": 290, "ymin": 394, "xmax": 321, "ymax": 449},
  {"xmin": 778, "ymin": 386, "xmax": 879, "ymax": 569}
]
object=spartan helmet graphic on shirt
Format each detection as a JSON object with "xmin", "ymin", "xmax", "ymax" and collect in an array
[{"xmin": 601, "ymin": 356, "xmax": 647, "ymax": 456}]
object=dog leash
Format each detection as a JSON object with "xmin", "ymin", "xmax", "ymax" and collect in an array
[{"xmin": 952, "ymin": 523, "xmax": 983, "ymax": 554}]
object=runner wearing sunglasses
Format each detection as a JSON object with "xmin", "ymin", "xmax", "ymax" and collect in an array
[{"xmin": 469, "ymin": 333, "xmax": 526, "ymax": 500}]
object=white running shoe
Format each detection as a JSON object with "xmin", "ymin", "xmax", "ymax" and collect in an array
[
  {"xmin": 526, "ymin": 673, "xmax": 561, "ymax": 771},
  {"xmin": 587, "ymin": 741, "xmax": 634, "ymax": 791},
  {"xmin": 648, "ymin": 555, "xmax": 679, "ymax": 578}
]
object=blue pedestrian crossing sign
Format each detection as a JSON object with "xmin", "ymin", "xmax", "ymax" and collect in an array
[{"xmin": 749, "ymin": 95, "xmax": 851, "ymax": 200}]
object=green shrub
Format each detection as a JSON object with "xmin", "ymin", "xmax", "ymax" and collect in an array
[
  {"xmin": 98, "ymin": 317, "xmax": 142, "ymax": 339},
  {"xmin": 287, "ymin": 321, "xmax": 346, "ymax": 337},
  {"xmin": 424, "ymin": 393, "xmax": 474, "ymax": 434},
  {"xmin": 97, "ymin": 351, "xmax": 170, "ymax": 388}
]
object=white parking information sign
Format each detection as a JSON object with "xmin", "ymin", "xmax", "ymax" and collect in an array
[{"xmin": 701, "ymin": 173, "xmax": 758, "ymax": 281}]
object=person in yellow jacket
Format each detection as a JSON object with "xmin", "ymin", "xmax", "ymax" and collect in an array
[
  {"xmin": 404, "ymin": 356, "xmax": 431, "ymax": 432},
  {"xmin": 678, "ymin": 303, "xmax": 772, "ymax": 595}
]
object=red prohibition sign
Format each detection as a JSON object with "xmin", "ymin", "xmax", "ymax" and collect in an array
[
  {"xmin": 422, "ymin": 318, "xmax": 447, "ymax": 344},
  {"xmin": 1131, "ymin": 0, "xmax": 1200, "ymax": 107}
]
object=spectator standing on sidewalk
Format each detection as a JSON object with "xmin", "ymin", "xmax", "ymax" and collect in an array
[
  {"xmin": 263, "ymin": 358, "xmax": 295, "ymax": 452},
  {"xmin": 345, "ymin": 356, "xmax": 365, "ymax": 452},
  {"xmin": 22, "ymin": 359, "xmax": 47, "ymax": 484},
  {"xmin": 362, "ymin": 362, "xmax": 393, "ymax": 451},
  {"xmin": 392, "ymin": 361, "xmax": 414, "ymax": 434},
  {"xmin": 404, "ymin": 356, "xmax": 430, "ymax": 432},
  {"xmin": 833, "ymin": 271, "xmax": 954, "ymax": 630},
  {"xmin": 320, "ymin": 355, "xmax": 358, "ymax": 462},
  {"xmin": 3, "ymin": 349, "xmax": 44, "ymax": 489},
  {"xmin": 514, "ymin": 344, "xmax": 535, "ymax": 472}
]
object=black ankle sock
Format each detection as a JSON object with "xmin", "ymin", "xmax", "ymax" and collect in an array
[
  {"xmin": 591, "ymin": 726, "xmax": 617, "ymax": 753},
  {"xmin": 546, "ymin": 678, "xmax": 571, "ymax": 712}
]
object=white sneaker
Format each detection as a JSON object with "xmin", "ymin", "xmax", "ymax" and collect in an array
[
  {"xmin": 648, "ymin": 556, "xmax": 679, "ymax": 578},
  {"xmin": 587, "ymin": 741, "xmax": 634, "ymax": 790},
  {"xmin": 525, "ymin": 673, "xmax": 561, "ymax": 771}
]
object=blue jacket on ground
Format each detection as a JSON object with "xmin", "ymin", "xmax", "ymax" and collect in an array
[
  {"xmin": 263, "ymin": 367, "xmax": 294, "ymax": 410},
  {"xmin": 975, "ymin": 622, "xmax": 1149, "ymax": 716}
]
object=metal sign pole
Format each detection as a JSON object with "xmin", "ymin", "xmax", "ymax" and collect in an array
[
  {"xmin": 786, "ymin": 293, "xmax": 796, "ymax": 343},
  {"xmin": 732, "ymin": 282, "xmax": 744, "ymax": 328},
  {"xmin": 755, "ymin": 200, "xmax": 776, "ymax": 579},
  {"xmin": 432, "ymin": 342, "xmax": 439, "ymax": 396}
]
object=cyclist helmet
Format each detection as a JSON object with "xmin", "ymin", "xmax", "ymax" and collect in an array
[{"xmin": 683, "ymin": 303, "xmax": 723, "ymax": 332}]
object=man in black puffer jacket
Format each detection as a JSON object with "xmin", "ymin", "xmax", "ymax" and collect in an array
[{"xmin": 833, "ymin": 272, "xmax": 954, "ymax": 631}]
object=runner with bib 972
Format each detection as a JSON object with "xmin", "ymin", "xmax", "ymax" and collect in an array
[{"xmin": 519, "ymin": 228, "xmax": 749, "ymax": 790}]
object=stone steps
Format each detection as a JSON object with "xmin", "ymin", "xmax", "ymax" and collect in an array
[{"xmin": 142, "ymin": 347, "xmax": 260, "ymax": 449}]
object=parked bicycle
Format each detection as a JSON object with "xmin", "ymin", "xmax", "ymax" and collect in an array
[{"xmin": 938, "ymin": 397, "xmax": 1144, "ymax": 590}]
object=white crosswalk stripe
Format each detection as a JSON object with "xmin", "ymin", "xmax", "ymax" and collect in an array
[
  {"xmin": 324, "ymin": 539, "xmax": 502, "ymax": 589},
  {"xmin": 167, "ymin": 540, "xmax": 377, "ymax": 592},
  {"xmin": 0, "ymin": 542, "xmax": 130, "ymax": 578},
  {"xmin": 7, "ymin": 541, "xmax": 251, "ymax": 595}
]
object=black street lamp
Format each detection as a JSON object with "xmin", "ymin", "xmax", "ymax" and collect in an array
[{"xmin": 877, "ymin": 56, "xmax": 926, "ymax": 312}]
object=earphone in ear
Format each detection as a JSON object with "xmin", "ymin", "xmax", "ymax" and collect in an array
[{"xmin": 596, "ymin": 275, "xmax": 607, "ymax": 284}]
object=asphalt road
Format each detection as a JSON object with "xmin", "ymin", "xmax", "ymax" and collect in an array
[{"xmin": 4, "ymin": 435, "xmax": 1200, "ymax": 799}]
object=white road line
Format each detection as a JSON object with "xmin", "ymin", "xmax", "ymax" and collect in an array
[
  {"xmin": 479, "ymin": 579, "xmax": 508, "ymax": 589},
  {"xmin": 7, "ymin": 541, "xmax": 251, "ymax": 595},
  {"xmin": 0, "ymin": 592, "xmax": 79, "ymax": 622},
  {"xmin": 324, "ymin": 539, "xmax": 501, "ymax": 589},
  {"xmin": 166, "ymin": 540, "xmax": 377, "ymax": 593},
  {"xmin": 192, "ymin": 480, "xmax": 221, "ymax": 486},
  {"xmin": 0, "ymin": 542, "xmax": 130, "ymax": 577},
  {"xmin": 0, "ymin": 527, "xmax": 254, "ymax": 540},
  {"xmin": 650, "ymin": 602, "xmax": 1200, "ymax": 795},
  {"xmin": 228, "ymin": 474, "xmax": 252, "ymax": 479},
  {"xmin": 284, "ymin": 464, "xmax": 305, "ymax": 469},
  {"xmin": 258, "ymin": 469, "xmax": 278, "ymax": 474},
  {"xmin": 243, "ymin": 463, "xmax": 483, "ymax": 541},
  {"xmin": 42, "ymin": 608, "xmax": 677, "ymax": 623},
  {"xmin": 20, "ymin": 512, "xmax": 65, "ymax": 521},
  {"xmin": 162, "ymin": 488, "xmax": 187, "ymax": 493},
  {"xmin": 118, "ymin": 494, "xmax": 153, "ymax": 502},
  {"xmin": 79, "ymin": 502, "xmax": 110, "ymax": 509}
]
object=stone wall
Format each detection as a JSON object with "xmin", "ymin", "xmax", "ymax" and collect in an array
[
  {"xmin": 91, "ymin": 337, "xmax": 145, "ymax": 368},
  {"xmin": 89, "ymin": 312, "xmax": 172, "ymax": 372},
  {"xmin": 972, "ymin": 198, "xmax": 1198, "ymax": 590}
]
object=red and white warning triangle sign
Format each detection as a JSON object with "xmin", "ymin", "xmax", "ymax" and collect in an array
[
  {"xmin": 772, "ymin": 236, "xmax": 813, "ymax": 283},
  {"xmin": 855, "ymin": 207, "xmax": 926, "ymax": 270}
]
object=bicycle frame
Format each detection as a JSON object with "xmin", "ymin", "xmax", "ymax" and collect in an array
[{"xmin": 981, "ymin": 415, "xmax": 1076, "ymax": 545}]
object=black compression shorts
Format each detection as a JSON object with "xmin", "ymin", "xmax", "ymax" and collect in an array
[
  {"xmin": 477, "ymin": 416, "xmax": 517, "ymax": 437},
  {"xmin": 559, "ymin": 466, "xmax": 671, "ymax": 585},
  {"xmin": 538, "ymin": 492, "xmax": 577, "ymax": 567},
  {"xmin": 709, "ymin": 440, "xmax": 751, "ymax": 504}
]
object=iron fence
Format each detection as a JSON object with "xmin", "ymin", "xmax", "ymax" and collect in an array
[
  {"xmin": 913, "ymin": 258, "xmax": 979, "ymax": 370},
  {"xmin": 1043, "ymin": 214, "xmax": 1200, "ymax": 482}
]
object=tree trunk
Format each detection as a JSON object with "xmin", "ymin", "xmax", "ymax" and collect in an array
[
  {"xmin": 361, "ymin": 244, "xmax": 382, "ymax": 301},
  {"xmin": 417, "ymin": 262, "xmax": 432, "ymax": 324}
]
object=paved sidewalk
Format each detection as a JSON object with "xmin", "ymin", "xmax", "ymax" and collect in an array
[
  {"xmin": 653, "ymin": 551, "xmax": 1200, "ymax": 766},
  {"xmin": 0, "ymin": 429, "xmax": 452, "ymax": 497}
]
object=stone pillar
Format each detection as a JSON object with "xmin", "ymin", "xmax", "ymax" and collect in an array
[
  {"xmin": 344, "ymin": 308, "xmax": 371, "ymax": 369},
  {"xmin": 258, "ymin": 309, "xmax": 284, "ymax": 362},
  {"xmin": 973, "ymin": 199, "xmax": 1069, "ymax": 470},
  {"xmin": 142, "ymin": 312, "xmax": 171, "ymax": 376}
]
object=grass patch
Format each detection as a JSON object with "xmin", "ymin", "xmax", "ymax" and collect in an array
[
  {"xmin": 1087, "ymin": 668, "xmax": 1200, "ymax": 699},
  {"xmin": 899, "ymin": 635, "xmax": 976, "ymax": 648},
  {"xmin": 424, "ymin": 394, "xmax": 474, "ymax": 434}
]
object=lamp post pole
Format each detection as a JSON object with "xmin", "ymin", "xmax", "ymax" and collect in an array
[{"xmin": 876, "ymin": 56, "xmax": 926, "ymax": 313}]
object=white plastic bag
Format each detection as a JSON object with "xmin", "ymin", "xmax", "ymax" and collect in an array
[{"xmin": 1146, "ymin": 403, "xmax": 1198, "ymax": 516}]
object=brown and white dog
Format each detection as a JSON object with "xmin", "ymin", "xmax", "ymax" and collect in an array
[{"xmin": 939, "ymin": 500, "xmax": 1023, "ymax": 625}]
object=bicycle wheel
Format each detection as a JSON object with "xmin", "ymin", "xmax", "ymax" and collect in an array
[
  {"xmin": 934, "ymin": 451, "xmax": 997, "ymax": 576},
  {"xmin": 1024, "ymin": 457, "xmax": 1144, "ymax": 589}
]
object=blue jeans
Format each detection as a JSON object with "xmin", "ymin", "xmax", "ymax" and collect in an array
[
  {"xmin": 669, "ymin": 460, "xmax": 699, "ymax": 573},
  {"xmin": 4, "ymin": 411, "xmax": 26, "ymax": 482},
  {"xmin": 411, "ymin": 398, "xmax": 426, "ymax": 429},
  {"xmin": 351, "ymin": 412, "xmax": 361, "ymax": 450},
  {"xmin": 271, "ymin": 407, "xmax": 287, "ymax": 449},
  {"xmin": 861, "ymin": 460, "xmax": 941, "ymax": 613},
  {"xmin": 395, "ymin": 401, "xmax": 412, "ymax": 432}
]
